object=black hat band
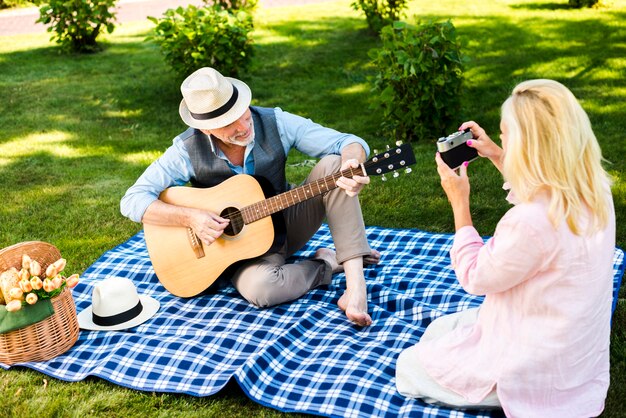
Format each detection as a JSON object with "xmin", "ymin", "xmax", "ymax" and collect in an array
[
  {"xmin": 93, "ymin": 300, "xmax": 144, "ymax": 327},
  {"xmin": 190, "ymin": 85, "xmax": 239, "ymax": 120}
]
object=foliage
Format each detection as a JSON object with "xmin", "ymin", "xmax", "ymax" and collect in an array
[
  {"xmin": 369, "ymin": 20, "xmax": 468, "ymax": 143},
  {"xmin": 0, "ymin": 0, "xmax": 32, "ymax": 9},
  {"xmin": 36, "ymin": 0, "xmax": 116, "ymax": 53},
  {"xmin": 214, "ymin": 0, "xmax": 258, "ymax": 11},
  {"xmin": 569, "ymin": 0, "xmax": 599, "ymax": 7},
  {"xmin": 351, "ymin": 0, "xmax": 408, "ymax": 34},
  {"xmin": 147, "ymin": 4, "xmax": 254, "ymax": 79}
]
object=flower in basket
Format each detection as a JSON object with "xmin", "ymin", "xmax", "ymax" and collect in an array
[{"xmin": 0, "ymin": 254, "xmax": 80, "ymax": 313}]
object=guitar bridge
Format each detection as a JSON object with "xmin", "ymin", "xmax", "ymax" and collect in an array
[{"xmin": 187, "ymin": 228, "xmax": 205, "ymax": 259}]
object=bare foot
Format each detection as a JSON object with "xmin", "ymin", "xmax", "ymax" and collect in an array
[
  {"xmin": 314, "ymin": 248, "xmax": 376, "ymax": 327},
  {"xmin": 338, "ymin": 289, "xmax": 372, "ymax": 327}
]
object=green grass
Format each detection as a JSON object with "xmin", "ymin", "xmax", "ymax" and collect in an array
[{"xmin": 1, "ymin": 0, "xmax": 625, "ymax": 416}]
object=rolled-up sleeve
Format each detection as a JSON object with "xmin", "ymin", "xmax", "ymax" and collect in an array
[
  {"xmin": 450, "ymin": 208, "xmax": 550, "ymax": 295},
  {"xmin": 120, "ymin": 138, "xmax": 194, "ymax": 223},
  {"xmin": 274, "ymin": 107, "xmax": 370, "ymax": 158}
]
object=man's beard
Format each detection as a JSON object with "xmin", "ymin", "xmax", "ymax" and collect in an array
[{"xmin": 225, "ymin": 124, "xmax": 255, "ymax": 147}]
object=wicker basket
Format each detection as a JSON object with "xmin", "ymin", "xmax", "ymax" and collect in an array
[{"xmin": 0, "ymin": 241, "xmax": 79, "ymax": 365}]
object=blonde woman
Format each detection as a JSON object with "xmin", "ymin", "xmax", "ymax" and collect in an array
[{"xmin": 396, "ymin": 79, "xmax": 615, "ymax": 417}]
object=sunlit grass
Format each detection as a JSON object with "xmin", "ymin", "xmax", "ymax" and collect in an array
[
  {"xmin": 0, "ymin": 132, "xmax": 75, "ymax": 156},
  {"xmin": 121, "ymin": 151, "xmax": 164, "ymax": 165}
]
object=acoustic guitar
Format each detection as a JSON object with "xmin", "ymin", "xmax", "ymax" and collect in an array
[{"xmin": 144, "ymin": 144, "xmax": 416, "ymax": 297}]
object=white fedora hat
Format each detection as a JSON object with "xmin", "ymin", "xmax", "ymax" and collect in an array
[
  {"xmin": 179, "ymin": 67, "xmax": 252, "ymax": 130},
  {"xmin": 77, "ymin": 277, "xmax": 160, "ymax": 331}
]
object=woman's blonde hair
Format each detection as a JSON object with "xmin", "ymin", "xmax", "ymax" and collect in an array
[{"xmin": 501, "ymin": 79, "xmax": 611, "ymax": 235}]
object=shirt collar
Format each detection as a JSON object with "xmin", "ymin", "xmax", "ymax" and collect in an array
[{"xmin": 208, "ymin": 135, "xmax": 255, "ymax": 160}]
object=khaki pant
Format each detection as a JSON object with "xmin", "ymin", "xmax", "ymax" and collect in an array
[
  {"xmin": 231, "ymin": 155, "xmax": 371, "ymax": 307},
  {"xmin": 396, "ymin": 307, "xmax": 501, "ymax": 409}
]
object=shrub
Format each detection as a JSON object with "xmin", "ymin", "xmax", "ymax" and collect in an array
[
  {"xmin": 369, "ymin": 20, "xmax": 468, "ymax": 142},
  {"xmin": 148, "ymin": 4, "xmax": 254, "ymax": 79},
  {"xmin": 351, "ymin": 0, "xmax": 408, "ymax": 34},
  {"xmin": 37, "ymin": 0, "xmax": 116, "ymax": 53},
  {"xmin": 0, "ymin": 0, "xmax": 34, "ymax": 9},
  {"xmin": 568, "ymin": 0, "xmax": 599, "ymax": 7},
  {"xmin": 214, "ymin": 0, "xmax": 258, "ymax": 11}
]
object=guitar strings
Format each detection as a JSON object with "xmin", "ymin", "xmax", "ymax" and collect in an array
[
  {"xmin": 205, "ymin": 154, "xmax": 391, "ymax": 229},
  {"xmin": 239, "ymin": 166, "xmax": 362, "ymax": 222}
]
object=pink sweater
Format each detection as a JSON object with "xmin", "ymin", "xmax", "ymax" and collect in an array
[{"xmin": 416, "ymin": 193, "xmax": 615, "ymax": 417}]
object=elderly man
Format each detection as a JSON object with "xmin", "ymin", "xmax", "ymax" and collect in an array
[{"xmin": 121, "ymin": 67, "xmax": 379, "ymax": 326}]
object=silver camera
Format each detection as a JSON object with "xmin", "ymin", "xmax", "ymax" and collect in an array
[{"xmin": 437, "ymin": 128, "xmax": 478, "ymax": 169}]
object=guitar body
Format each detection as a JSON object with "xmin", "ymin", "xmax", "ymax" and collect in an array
[{"xmin": 144, "ymin": 175, "xmax": 279, "ymax": 297}]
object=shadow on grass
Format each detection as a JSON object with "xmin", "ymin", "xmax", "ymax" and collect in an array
[
  {"xmin": 0, "ymin": 37, "xmax": 181, "ymax": 153},
  {"xmin": 0, "ymin": 148, "xmax": 140, "ymax": 264},
  {"xmin": 509, "ymin": 2, "xmax": 574, "ymax": 10},
  {"xmin": 437, "ymin": 15, "xmax": 625, "ymax": 151}
]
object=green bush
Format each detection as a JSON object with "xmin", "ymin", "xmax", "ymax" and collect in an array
[
  {"xmin": 569, "ymin": 0, "xmax": 599, "ymax": 7},
  {"xmin": 369, "ymin": 20, "xmax": 468, "ymax": 142},
  {"xmin": 0, "ymin": 0, "xmax": 34, "ymax": 9},
  {"xmin": 351, "ymin": 0, "xmax": 408, "ymax": 34},
  {"xmin": 214, "ymin": 0, "xmax": 257, "ymax": 11},
  {"xmin": 147, "ymin": 4, "xmax": 254, "ymax": 79},
  {"xmin": 37, "ymin": 0, "xmax": 116, "ymax": 53}
]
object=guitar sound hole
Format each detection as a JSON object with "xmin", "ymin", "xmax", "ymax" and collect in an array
[{"xmin": 221, "ymin": 207, "xmax": 244, "ymax": 237}]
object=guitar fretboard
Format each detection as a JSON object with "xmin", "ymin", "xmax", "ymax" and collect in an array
[{"xmin": 240, "ymin": 165, "xmax": 364, "ymax": 224}]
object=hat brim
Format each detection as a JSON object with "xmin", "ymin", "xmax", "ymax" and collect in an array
[
  {"xmin": 179, "ymin": 77, "xmax": 252, "ymax": 130},
  {"xmin": 77, "ymin": 295, "xmax": 160, "ymax": 331}
]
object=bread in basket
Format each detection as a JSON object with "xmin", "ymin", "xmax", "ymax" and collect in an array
[{"xmin": 0, "ymin": 241, "xmax": 79, "ymax": 365}]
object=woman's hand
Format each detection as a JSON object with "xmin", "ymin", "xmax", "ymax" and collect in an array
[
  {"xmin": 459, "ymin": 121, "xmax": 504, "ymax": 173},
  {"xmin": 435, "ymin": 152, "xmax": 473, "ymax": 230}
]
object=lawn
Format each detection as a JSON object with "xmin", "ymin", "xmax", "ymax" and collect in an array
[{"xmin": 0, "ymin": 0, "xmax": 625, "ymax": 416}]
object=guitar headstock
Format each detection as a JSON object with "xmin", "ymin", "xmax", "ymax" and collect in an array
[{"xmin": 365, "ymin": 142, "xmax": 416, "ymax": 180}]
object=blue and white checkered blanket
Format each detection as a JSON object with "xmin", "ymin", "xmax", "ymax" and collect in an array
[{"xmin": 3, "ymin": 225, "xmax": 624, "ymax": 418}]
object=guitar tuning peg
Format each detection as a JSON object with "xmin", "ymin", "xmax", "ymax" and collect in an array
[
  {"xmin": 381, "ymin": 174, "xmax": 387, "ymax": 182},
  {"xmin": 393, "ymin": 171, "xmax": 399, "ymax": 178},
  {"xmin": 405, "ymin": 167, "xmax": 412, "ymax": 174},
  {"xmin": 385, "ymin": 144, "xmax": 390, "ymax": 150},
  {"xmin": 395, "ymin": 140, "xmax": 403, "ymax": 146},
  {"xmin": 373, "ymin": 149, "xmax": 379, "ymax": 154}
]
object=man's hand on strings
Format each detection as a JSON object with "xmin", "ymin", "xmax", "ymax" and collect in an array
[
  {"xmin": 337, "ymin": 158, "xmax": 370, "ymax": 197},
  {"xmin": 188, "ymin": 209, "xmax": 229, "ymax": 246}
]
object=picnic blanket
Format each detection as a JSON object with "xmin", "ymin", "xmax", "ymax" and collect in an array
[{"xmin": 2, "ymin": 225, "xmax": 624, "ymax": 418}]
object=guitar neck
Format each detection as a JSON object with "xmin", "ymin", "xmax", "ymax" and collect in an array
[{"xmin": 241, "ymin": 164, "xmax": 364, "ymax": 224}]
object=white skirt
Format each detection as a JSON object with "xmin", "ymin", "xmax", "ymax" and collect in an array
[{"xmin": 395, "ymin": 307, "xmax": 501, "ymax": 409}]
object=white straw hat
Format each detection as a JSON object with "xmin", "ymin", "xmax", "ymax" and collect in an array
[
  {"xmin": 77, "ymin": 277, "xmax": 160, "ymax": 331},
  {"xmin": 179, "ymin": 67, "xmax": 252, "ymax": 130}
]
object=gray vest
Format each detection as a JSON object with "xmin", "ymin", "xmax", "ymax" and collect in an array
[{"xmin": 183, "ymin": 106, "xmax": 288, "ymax": 194}]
